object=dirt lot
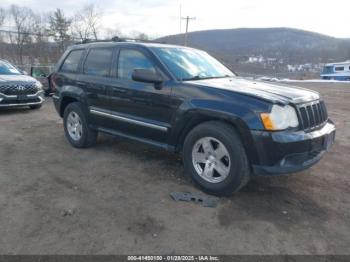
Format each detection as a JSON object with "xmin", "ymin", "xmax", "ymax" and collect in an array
[{"xmin": 0, "ymin": 82, "xmax": 349, "ymax": 255}]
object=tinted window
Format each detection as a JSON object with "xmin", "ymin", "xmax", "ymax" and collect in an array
[
  {"xmin": 335, "ymin": 66, "xmax": 344, "ymax": 71},
  {"xmin": 84, "ymin": 48, "xmax": 113, "ymax": 77},
  {"xmin": 60, "ymin": 49, "xmax": 84, "ymax": 73},
  {"xmin": 118, "ymin": 49, "xmax": 155, "ymax": 80}
]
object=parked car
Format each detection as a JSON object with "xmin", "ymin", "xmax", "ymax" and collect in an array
[
  {"xmin": 0, "ymin": 59, "xmax": 44, "ymax": 109},
  {"xmin": 51, "ymin": 39, "xmax": 336, "ymax": 195}
]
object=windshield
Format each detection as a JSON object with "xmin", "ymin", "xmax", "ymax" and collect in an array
[
  {"xmin": 151, "ymin": 47, "xmax": 235, "ymax": 81},
  {"xmin": 0, "ymin": 61, "xmax": 21, "ymax": 75}
]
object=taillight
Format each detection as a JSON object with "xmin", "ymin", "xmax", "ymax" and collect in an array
[{"xmin": 50, "ymin": 73, "xmax": 58, "ymax": 92}]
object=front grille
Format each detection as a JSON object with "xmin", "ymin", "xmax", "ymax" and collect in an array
[
  {"xmin": 0, "ymin": 97, "xmax": 40, "ymax": 105},
  {"xmin": 0, "ymin": 83, "xmax": 38, "ymax": 95},
  {"xmin": 296, "ymin": 100, "xmax": 328, "ymax": 131}
]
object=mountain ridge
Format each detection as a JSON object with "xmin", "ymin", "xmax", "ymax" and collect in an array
[{"xmin": 157, "ymin": 27, "xmax": 350, "ymax": 75}]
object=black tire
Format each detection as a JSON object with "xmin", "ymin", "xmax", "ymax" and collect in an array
[
  {"xmin": 183, "ymin": 121, "xmax": 250, "ymax": 196},
  {"xmin": 63, "ymin": 102, "xmax": 97, "ymax": 148},
  {"xmin": 29, "ymin": 104, "xmax": 42, "ymax": 110}
]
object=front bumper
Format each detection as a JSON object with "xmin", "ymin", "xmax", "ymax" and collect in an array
[
  {"xmin": 0, "ymin": 90, "xmax": 44, "ymax": 107},
  {"xmin": 251, "ymin": 120, "xmax": 336, "ymax": 175}
]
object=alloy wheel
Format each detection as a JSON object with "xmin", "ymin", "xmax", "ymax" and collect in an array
[
  {"xmin": 191, "ymin": 136, "xmax": 231, "ymax": 183},
  {"xmin": 66, "ymin": 111, "xmax": 83, "ymax": 141}
]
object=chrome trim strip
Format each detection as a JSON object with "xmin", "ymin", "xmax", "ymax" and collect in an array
[
  {"xmin": 90, "ymin": 108, "xmax": 168, "ymax": 132},
  {"xmin": 0, "ymin": 96, "xmax": 44, "ymax": 107}
]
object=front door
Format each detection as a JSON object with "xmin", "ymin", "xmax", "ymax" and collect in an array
[{"xmin": 107, "ymin": 47, "xmax": 173, "ymax": 144}]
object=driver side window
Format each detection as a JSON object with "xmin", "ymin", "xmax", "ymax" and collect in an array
[{"xmin": 117, "ymin": 49, "xmax": 156, "ymax": 80}]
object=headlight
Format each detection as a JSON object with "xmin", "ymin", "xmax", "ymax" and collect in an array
[
  {"xmin": 260, "ymin": 105, "xmax": 299, "ymax": 131},
  {"xmin": 35, "ymin": 81, "xmax": 43, "ymax": 90}
]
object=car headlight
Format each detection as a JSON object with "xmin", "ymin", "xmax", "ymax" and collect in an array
[
  {"xmin": 260, "ymin": 105, "xmax": 299, "ymax": 131},
  {"xmin": 35, "ymin": 81, "xmax": 43, "ymax": 90}
]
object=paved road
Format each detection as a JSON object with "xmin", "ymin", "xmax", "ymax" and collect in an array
[{"xmin": 0, "ymin": 82, "xmax": 349, "ymax": 254}]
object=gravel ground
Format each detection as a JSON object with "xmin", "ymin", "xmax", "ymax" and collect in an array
[{"xmin": 0, "ymin": 82, "xmax": 349, "ymax": 255}]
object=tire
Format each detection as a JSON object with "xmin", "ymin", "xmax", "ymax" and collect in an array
[
  {"xmin": 29, "ymin": 104, "xmax": 42, "ymax": 110},
  {"xmin": 183, "ymin": 121, "xmax": 250, "ymax": 196},
  {"xmin": 63, "ymin": 102, "xmax": 97, "ymax": 148}
]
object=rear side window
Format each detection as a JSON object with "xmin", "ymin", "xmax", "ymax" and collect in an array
[
  {"xmin": 335, "ymin": 66, "xmax": 344, "ymax": 71},
  {"xmin": 118, "ymin": 49, "xmax": 156, "ymax": 80},
  {"xmin": 84, "ymin": 48, "xmax": 113, "ymax": 77},
  {"xmin": 60, "ymin": 49, "xmax": 84, "ymax": 73}
]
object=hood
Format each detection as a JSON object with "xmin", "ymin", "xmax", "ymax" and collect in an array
[
  {"xmin": 187, "ymin": 77, "xmax": 320, "ymax": 104},
  {"xmin": 0, "ymin": 74, "xmax": 38, "ymax": 85}
]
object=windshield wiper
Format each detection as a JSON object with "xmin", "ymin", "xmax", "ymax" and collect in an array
[
  {"xmin": 182, "ymin": 75, "xmax": 204, "ymax": 81},
  {"xmin": 181, "ymin": 75, "xmax": 232, "ymax": 81}
]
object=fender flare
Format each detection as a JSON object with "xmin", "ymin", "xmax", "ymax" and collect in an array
[
  {"xmin": 169, "ymin": 101, "xmax": 262, "ymax": 165},
  {"xmin": 58, "ymin": 85, "xmax": 88, "ymax": 116}
]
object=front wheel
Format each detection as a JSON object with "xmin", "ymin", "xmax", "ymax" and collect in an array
[
  {"xmin": 183, "ymin": 121, "xmax": 250, "ymax": 196},
  {"xmin": 63, "ymin": 102, "xmax": 97, "ymax": 148}
]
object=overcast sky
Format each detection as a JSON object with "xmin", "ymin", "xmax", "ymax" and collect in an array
[{"xmin": 1, "ymin": 0, "xmax": 349, "ymax": 38}]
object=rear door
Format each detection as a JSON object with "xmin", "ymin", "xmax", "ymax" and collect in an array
[
  {"xmin": 56, "ymin": 49, "xmax": 85, "ymax": 90},
  {"xmin": 53, "ymin": 48, "xmax": 85, "ymax": 112},
  {"xmin": 77, "ymin": 47, "xmax": 115, "ymax": 128}
]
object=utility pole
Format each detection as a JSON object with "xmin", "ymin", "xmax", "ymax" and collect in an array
[
  {"xmin": 179, "ymin": 5, "xmax": 182, "ymax": 34},
  {"xmin": 181, "ymin": 16, "xmax": 196, "ymax": 46}
]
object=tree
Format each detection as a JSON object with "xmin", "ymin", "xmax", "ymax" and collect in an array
[
  {"xmin": 129, "ymin": 31, "xmax": 150, "ymax": 41},
  {"xmin": 31, "ymin": 14, "xmax": 52, "ymax": 64},
  {"xmin": 8, "ymin": 5, "xmax": 37, "ymax": 64},
  {"xmin": 136, "ymin": 32, "xmax": 149, "ymax": 41},
  {"xmin": 84, "ymin": 4, "xmax": 101, "ymax": 40},
  {"xmin": 104, "ymin": 27, "xmax": 121, "ymax": 40},
  {"xmin": 48, "ymin": 9, "xmax": 71, "ymax": 52},
  {"xmin": 0, "ymin": 8, "xmax": 6, "ymax": 42},
  {"xmin": 0, "ymin": 8, "xmax": 5, "ymax": 26},
  {"xmin": 71, "ymin": 4, "xmax": 102, "ymax": 41}
]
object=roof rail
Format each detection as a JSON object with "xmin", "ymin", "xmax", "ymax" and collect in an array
[{"xmin": 75, "ymin": 36, "xmax": 165, "ymax": 45}]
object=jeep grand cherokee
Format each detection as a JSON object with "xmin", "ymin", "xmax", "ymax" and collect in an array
[{"xmin": 51, "ymin": 40, "xmax": 336, "ymax": 195}]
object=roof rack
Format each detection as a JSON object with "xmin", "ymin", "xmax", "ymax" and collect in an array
[{"xmin": 75, "ymin": 36, "xmax": 165, "ymax": 45}]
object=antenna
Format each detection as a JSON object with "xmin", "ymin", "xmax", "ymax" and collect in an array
[{"xmin": 181, "ymin": 16, "xmax": 196, "ymax": 46}]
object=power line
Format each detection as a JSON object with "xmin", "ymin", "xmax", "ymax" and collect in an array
[
  {"xmin": 0, "ymin": 29, "xmax": 48, "ymax": 37},
  {"xmin": 181, "ymin": 16, "xmax": 195, "ymax": 46},
  {"xmin": 0, "ymin": 28, "xmax": 82, "ymax": 41}
]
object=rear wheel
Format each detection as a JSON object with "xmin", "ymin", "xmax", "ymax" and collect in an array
[
  {"xmin": 183, "ymin": 121, "xmax": 250, "ymax": 196},
  {"xmin": 63, "ymin": 102, "xmax": 97, "ymax": 148}
]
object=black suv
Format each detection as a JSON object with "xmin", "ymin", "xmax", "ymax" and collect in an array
[
  {"xmin": 51, "ymin": 40, "xmax": 336, "ymax": 195},
  {"xmin": 0, "ymin": 59, "xmax": 44, "ymax": 109}
]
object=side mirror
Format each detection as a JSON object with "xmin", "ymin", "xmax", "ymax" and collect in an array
[{"xmin": 132, "ymin": 69, "xmax": 163, "ymax": 89}]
